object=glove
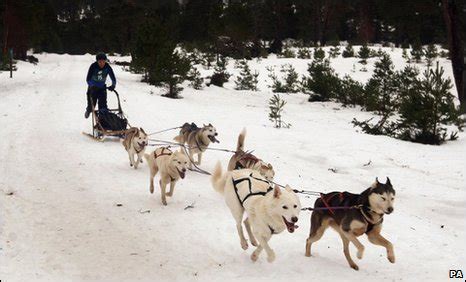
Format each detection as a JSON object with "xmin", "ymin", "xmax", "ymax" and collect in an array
[{"xmin": 108, "ymin": 85, "xmax": 115, "ymax": 91}]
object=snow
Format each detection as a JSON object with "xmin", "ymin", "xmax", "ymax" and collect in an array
[{"xmin": 1, "ymin": 50, "xmax": 465, "ymax": 282}]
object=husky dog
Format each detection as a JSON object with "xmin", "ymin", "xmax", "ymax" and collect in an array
[
  {"xmin": 211, "ymin": 163, "xmax": 301, "ymax": 263},
  {"xmin": 122, "ymin": 127, "xmax": 148, "ymax": 169},
  {"xmin": 304, "ymin": 177, "xmax": 396, "ymax": 270},
  {"xmin": 227, "ymin": 129, "xmax": 275, "ymax": 181},
  {"xmin": 174, "ymin": 122, "xmax": 219, "ymax": 168},
  {"xmin": 144, "ymin": 147, "xmax": 189, "ymax": 206}
]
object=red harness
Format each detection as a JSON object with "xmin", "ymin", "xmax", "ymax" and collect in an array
[{"xmin": 320, "ymin": 192, "xmax": 345, "ymax": 215}]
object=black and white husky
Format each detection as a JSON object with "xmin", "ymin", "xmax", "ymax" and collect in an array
[{"xmin": 305, "ymin": 177, "xmax": 396, "ymax": 270}]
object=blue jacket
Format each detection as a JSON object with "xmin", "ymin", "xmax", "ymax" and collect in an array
[{"xmin": 86, "ymin": 62, "xmax": 116, "ymax": 89}]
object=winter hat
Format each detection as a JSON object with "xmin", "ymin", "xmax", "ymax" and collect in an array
[{"xmin": 96, "ymin": 53, "xmax": 107, "ymax": 61}]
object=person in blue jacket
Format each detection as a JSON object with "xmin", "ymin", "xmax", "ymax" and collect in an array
[{"xmin": 84, "ymin": 53, "xmax": 116, "ymax": 118}]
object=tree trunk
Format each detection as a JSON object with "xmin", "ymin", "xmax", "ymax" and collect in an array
[{"xmin": 442, "ymin": 0, "xmax": 464, "ymax": 112}]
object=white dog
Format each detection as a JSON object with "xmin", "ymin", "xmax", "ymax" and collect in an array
[
  {"xmin": 211, "ymin": 162, "xmax": 301, "ymax": 262},
  {"xmin": 144, "ymin": 147, "xmax": 189, "ymax": 205},
  {"xmin": 122, "ymin": 127, "xmax": 148, "ymax": 169}
]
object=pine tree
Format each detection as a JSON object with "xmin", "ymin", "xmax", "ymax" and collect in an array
[
  {"xmin": 304, "ymin": 58, "xmax": 340, "ymax": 102},
  {"xmin": 336, "ymin": 75, "xmax": 365, "ymax": 106},
  {"xmin": 267, "ymin": 64, "xmax": 300, "ymax": 93},
  {"xmin": 410, "ymin": 40, "xmax": 424, "ymax": 63},
  {"xmin": 363, "ymin": 53, "xmax": 397, "ymax": 113},
  {"xmin": 157, "ymin": 49, "xmax": 191, "ymax": 98},
  {"xmin": 342, "ymin": 44, "xmax": 355, "ymax": 58},
  {"xmin": 280, "ymin": 45, "xmax": 296, "ymax": 58},
  {"xmin": 297, "ymin": 48, "xmax": 311, "ymax": 59},
  {"xmin": 397, "ymin": 63, "xmax": 463, "ymax": 144},
  {"xmin": 424, "ymin": 44, "xmax": 438, "ymax": 67},
  {"xmin": 209, "ymin": 56, "xmax": 231, "ymax": 87},
  {"xmin": 329, "ymin": 46, "xmax": 341, "ymax": 58},
  {"xmin": 313, "ymin": 48, "xmax": 326, "ymax": 60},
  {"xmin": 268, "ymin": 94, "xmax": 291, "ymax": 128},
  {"xmin": 402, "ymin": 48, "xmax": 410, "ymax": 63},
  {"xmin": 358, "ymin": 44, "xmax": 370, "ymax": 65},
  {"xmin": 234, "ymin": 60, "xmax": 259, "ymax": 91},
  {"xmin": 187, "ymin": 66, "xmax": 204, "ymax": 90}
]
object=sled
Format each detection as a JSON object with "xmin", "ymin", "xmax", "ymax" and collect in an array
[{"xmin": 82, "ymin": 89, "xmax": 129, "ymax": 142}]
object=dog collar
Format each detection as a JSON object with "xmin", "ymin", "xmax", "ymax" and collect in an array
[{"xmin": 360, "ymin": 206, "xmax": 383, "ymax": 225}]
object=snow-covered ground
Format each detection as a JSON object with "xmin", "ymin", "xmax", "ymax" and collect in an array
[{"xmin": 1, "ymin": 50, "xmax": 465, "ymax": 282}]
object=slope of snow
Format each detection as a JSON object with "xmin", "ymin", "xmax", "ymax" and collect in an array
[{"xmin": 0, "ymin": 51, "xmax": 465, "ymax": 282}]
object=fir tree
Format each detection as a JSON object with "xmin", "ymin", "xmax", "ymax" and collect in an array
[
  {"xmin": 402, "ymin": 48, "xmax": 410, "ymax": 63},
  {"xmin": 410, "ymin": 40, "xmax": 424, "ymax": 63},
  {"xmin": 209, "ymin": 56, "xmax": 231, "ymax": 87},
  {"xmin": 297, "ymin": 48, "xmax": 311, "ymax": 59},
  {"xmin": 267, "ymin": 65, "xmax": 300, "ymax": 93},
  {"xmin": 280, "ymin": 45, "xmax": 296, "ymax": 58},
  {"xmin": 234, "ymin": 60, "xmax": 259, "ymax": 91},
  {"xmin": 363, "ymin": 53, "xmax": 397, "ymax": 114},
  {"xmin": 397, "ymin": 63, "xmax": 463, "ymax": 144},
  {"xmin": 268, "ymin": 94, "xmax": 291, "ymax": 128},
  {"xmin": 329, "ymin": 46, "xmax": 341, "ymax": 58},
  {"xmin": 342, "ymin": 44, "xmax": 355, "ymax": 58},
  {"xmin": 187, "ymin": 66, "xmax": 204, "ymax": 90},
  {"xmin": 313, "ymin": 48, "xmax": 326, "ymax": 60},
  {"xmin": 157, "ymin": 49, "xmax": 191, "ymax": 98},
  {"xmin": 336, "ymin": 75, "xmax": 365, "ymax": 106},
  {"xmin": 358, "ymin": 44, "xmax": 370, "ymax": 65},
  {"xmin": 303, "ymin": 58, "xmax": 340, "ymax": 102},
  {"xmin": 424, "ymin": 44, "xmax": 438, "ymax": 67}
]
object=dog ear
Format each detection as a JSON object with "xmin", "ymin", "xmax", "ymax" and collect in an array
[
  {"xmin": 140, "ymin": 127, "xmax": 146, "ymax": 134},
  {"xmin": 273, "ymin": 185, "xmax": 281, "ymax": 198},
  {"xmin": 285, "ymin": 185, "xmax": 293, "ymax": 192},
  {"xmin": 371, "ymin": 177, "xmax": 380, "ymax": 189},
  {"xmin": 386, "ymin": 177, "xmax": 392, "ymax": 186},
  {"xmin": 267, "ymin": 163, "xmax": 273, "ymax": 169}
]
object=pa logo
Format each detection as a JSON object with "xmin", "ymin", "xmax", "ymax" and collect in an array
[{"xmin": 449, "ymin": 269, "xmax": 463, "ymax": 279}]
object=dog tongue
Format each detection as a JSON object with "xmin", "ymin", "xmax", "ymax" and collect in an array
[
  {"xmin": 179, "ymin": 170, "xmax": 185, "ymax": 179},
  {"xmin": 283, "ymin": 218, "xmax": 298, "ymax": 233}
]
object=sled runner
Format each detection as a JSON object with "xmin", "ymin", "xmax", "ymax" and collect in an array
[{"xmin": 82, "ymin": 89, "xmax": 128, "ymax": 141}]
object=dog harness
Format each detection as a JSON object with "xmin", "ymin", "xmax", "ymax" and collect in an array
[
  {"xmin": 320, "ymin": 192, "xmax": 345, "ymax": 215},
  {"xmin": 234, "ymin": 153, "xmax": 260, "ymax": 170},
  {"xmin": 232, "ymin": 173, "xmax": 273, "ymax": 207},
  {"xmin": 153, "ymin": 147, "xmax": 172, "ymax": 159}
]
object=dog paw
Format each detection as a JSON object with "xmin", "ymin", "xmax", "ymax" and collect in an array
[
  {"xmin": 350, "ymin": 264, "xmax": 359, "ymax": 271},
  {"xmin": 251, "ymin": 240, "xmax": 258, "ymax": 247},
  {"xmin": 357, "ymin": 247, "xmax": 364, "ymax": 259},
  {"xmin": 250, "ymin": 252, "xmax": 259, "ymax": 262},
  {"xmin": 241, "ymin": 240, "xmax": 248, "ymax": 250},
  {"xmin": 130, "ymin": 163, "xmax": 133, "ymax": 167},
  {"xmin": 267, "ymin": 252, "xmax": 275, "ymax": 263},
  {"xmin": 162, "ymin": 200, "xmax": 167, "ymax": 206},
  {"xmin": 388, "ymin": 255, "xmax": 395, "ymax": 263},
  {"xmin": 140, "ymin": 159, "xmax": 143, "ymax": 163}
]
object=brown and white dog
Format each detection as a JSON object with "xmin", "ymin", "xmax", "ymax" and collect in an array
[
  {"xmin": 305, "ymin": 178, "xmax": 396, "ymax": 270},
  {"xmin": 122, "ymin": 127, "xmax": 148, "ymax": 169},
  {"xmin": 174, "ymin": 122, "xmax": 219, "ymax": 168},
  {"xmin": 144, "ymin": 147, "xmax": 189, "ymax": 206},
  {"xmin": 227, "ymin": 129, "xmax": 275, "ymax": 181}
]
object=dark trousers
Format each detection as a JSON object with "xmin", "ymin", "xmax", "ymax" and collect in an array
[{"xmin": 86, "ymin": 86, "xmax": 108, "ymax": 111}]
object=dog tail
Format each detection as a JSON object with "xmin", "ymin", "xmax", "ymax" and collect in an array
[
  {"xmin": 211, "ymin": 161, "xmax": 226, "ymax": 194},
  {"xmin": 144, "ymin": 153, "xmax": 153, "ymax": 167},
  {"xmin": 236, "ymin": 128, "xmax": 246, "ymax": 152}
]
